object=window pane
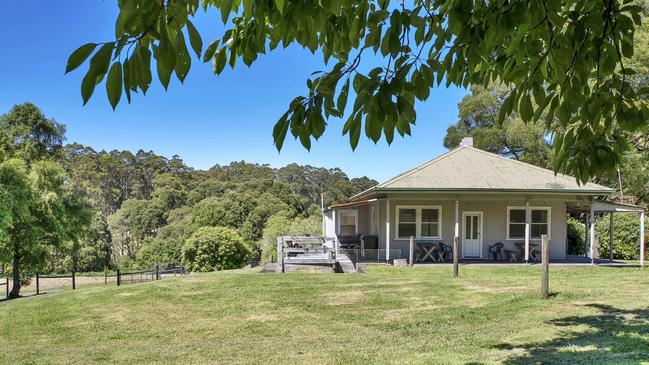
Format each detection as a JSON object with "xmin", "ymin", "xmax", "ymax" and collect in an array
[
  {"xmin": 399, "ymin": 223, "xmax": 416, "ymax": 238},
  {"xmin": 399, "ymin": 208, "xmax": 416, "ymax": 222},
  {"xmin": 531, "ymin": 223, "xmax": 548, "ymax": 238},
  {"xmin": 341, "ymin": 214, "xmax": 355, "ymax": 225},
  {"xmin": 472, "ymin": 216, "xmax": 478, "ymax": 239},
  {"xmin": 509, "ymin": 223, "xmax": 525, "ymax": 238},
  {"xmin": 340, "ymin": 224, "xmax": 356, "ymax": 235},
  {"xmin": 532, "ymin": 209, "xmax": 548, "ymax": 224},
  {"xmin": 421, "ymin": 209, "xmax": 438, "ymax": 223},
  {"xmin": 465, "ymin": 216, "xmax": 471, "ymax": 239},
  {"xmin": 509, "ymin": 209, "xmax": 526, "ymax": 223},
  {"xmin": 421, "ymin": 223, "xmax": 438, "ymax": 237}
]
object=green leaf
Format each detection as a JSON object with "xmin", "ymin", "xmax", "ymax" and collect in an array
[
  {"xmin": 336, "ymin": 78, "xmax": 350, "ymax": 115},
  {"xmin": 213, "ymin": 48, "xmax": 227, "ymax": 74},
  {"xmin": 81, "ymin": 72, "xmax": 98, "ymax": 105},
  {"xmin": 203, "ymin": 40, "xmax": 220, "ymax": 62},
  {"xmin": 174, "ymin": 32, "xmax": 191, "ymax": 82},
  {"xmin": 275, "ymin": 0, "xmax": 285, "ymax": 15},
  {"xmin": 186, "ymin": 20, "xmax": 203, "ymax": 58},
  {"xmin": 65, "ymin": 43, "xmax": 97, "ymax": 74},
  {"xmin": 106, "ymin": 62, "xmax": 123, "ymax": 110},
  {"xmin": 221, "ymin": 0, "xmax": 233, "ymax": 23},
  {"xmin": 273, "ymin": 112, "xmax": 290, "ymax": 151},
  {"xmin": 519, "ymin": 94, "xmax": 533, "ymax": 122}
]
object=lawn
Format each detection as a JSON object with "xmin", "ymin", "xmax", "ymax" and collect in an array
[{"xmin": 0, "ymin": 265, "xmax": 648, "ymax": 364}]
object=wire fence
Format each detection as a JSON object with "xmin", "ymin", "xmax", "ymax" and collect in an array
[{"xmin": 0, "ymin": 266, "xmax": 185, "ymax": 299}]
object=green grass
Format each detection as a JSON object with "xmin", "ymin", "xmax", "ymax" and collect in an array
[{"xmin": 1, "ymin": 265, "xmax": 648, "ymax": 364}]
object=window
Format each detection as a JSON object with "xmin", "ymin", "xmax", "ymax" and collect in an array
[
  {"xmin": 396, "ymin": 205, "xmax": 442, "ymax": 239},
  {"xmin": 338, "ymin": 210, "xmax": 358, "ymax": 235},
  {"xmin": 507, "ymin": 206, "xmax": 551, "ymax": 239}
]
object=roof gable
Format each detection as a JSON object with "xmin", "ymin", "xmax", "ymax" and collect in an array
[{"xmin": 374, "ymin": 146, "xmax": 613, "ymax": 193}]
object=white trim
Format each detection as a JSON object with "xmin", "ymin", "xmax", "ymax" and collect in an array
[
  {"xmin": 336, "ymin": 209, "xmax": 358, "ymax": 235},
  {"xmin": 394, "ymin": 205, "xmax": 443, "ymax": 240},
  {"xmin": 506, "ymin": 206, "xmax": 551, "ymax": 240},
  {"xmin": 462, "ymin": 211, "xmax": 483, "ymax": 258}
]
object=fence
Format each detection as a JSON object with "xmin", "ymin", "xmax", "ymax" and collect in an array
[
  {"xmin": 0, "ymin": 266, "xmax": 185, "ymax": 297},
  {"xmin": 340, "ymin": 249, "xmax": 402, "ymax": 263}
]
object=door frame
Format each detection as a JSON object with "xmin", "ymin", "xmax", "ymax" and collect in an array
[{"xmin": 462, "ymin": 211, "xmax": 483, "ymax": 259}]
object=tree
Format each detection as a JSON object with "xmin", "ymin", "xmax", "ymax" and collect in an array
[
  {"xmin": 0, "ymin": 159, "xmax": 88, "ymax": 297},
  {"xmin": 444, "ymin": 85, "xmax": 552, "ymax": 168},
  {"xmin": 68, "ymin": 0, "xmax": 646, "ymax": 183},
  {"xmin": 182, "ymin": 226, "xmax": 251, "ymax": 271},
  {"xmin": 0, "ymin": 103, "xmax": 66, "ymax": 163}
]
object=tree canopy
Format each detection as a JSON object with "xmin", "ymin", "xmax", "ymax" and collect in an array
[{"xmin": 67, "ymin": 0, "xmax": 647, "ymax": 183}]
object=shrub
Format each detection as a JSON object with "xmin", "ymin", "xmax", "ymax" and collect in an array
[
  {"xmin": 182, "ymin": 227, "xmax": 251, "ymax": 272},
  {"xmin": 566, "ymin": 217, "xmax": 585, "ymax": 256},
  {"xmin": 596, "ymin": 212, "xmax": 647, "ymax": 260},
  {"xmin": 137, "ymin": 238, "xmax": 182, "ymax": 268}
]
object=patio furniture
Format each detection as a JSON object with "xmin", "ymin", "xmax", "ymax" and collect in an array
[
  {"xmin": 416, "ymin": 242, "xmax": 439, "ymax": 262},
  {"xmin": 338, "ymin": 234, "xmax": 362, "ymax": 250},
  {"xmin": 488, "ymin": 242, "xmax": 504, "ymax": 261},
  {"xmin": 512, "ymin": 242, "xmax": 540, "ymax": 261},
  {"xmin": 503, "ymin": 249, "xmax": 520, "ymax": 262},
  {"xmin": 437, "ymin": 242, "xmax": 453, "ymax": 262}
]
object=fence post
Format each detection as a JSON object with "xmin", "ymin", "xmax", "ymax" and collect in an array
[
  {"xmin": 72, "ymin": 270, "xmax": 76, "ymax": 290},
  {"xmin": 541, "ymin": 234, "xmax": 550, "ymax": 299},
  {"xmin": 156, "ymin": 265, "xmax": 160, "ymax": 280},
  {"xmin": 409, "ymin": 236, "xmax": 414, "ymax": 266},
  {"xmin": 36, "ymin": 273, "xmax": 40, "ymax": 295},
  {"xmin": 116, "ymin": 269, "xmax": 121, "ymax": 286},
  {"xmin": 453, "ymin": 236, "xmax": 459, "ymax": 278},
  {"xmin": 5, "ymin": 277, "xmax": 8, "ymax": 298}
]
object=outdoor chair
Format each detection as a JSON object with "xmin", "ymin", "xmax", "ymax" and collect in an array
[
  {"xmin": 487, "ymin": 242, "xmax": 504, "ymax": 261},
  {"xmin": 437, "ymin": 242, "xmax": 453, "ymax": 261}
]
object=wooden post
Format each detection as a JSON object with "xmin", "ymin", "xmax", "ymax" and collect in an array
[
  {"xmin": 453, "ymin": 200, "xmax": 459, "ymax": 278},
  {"xmin": 609, "ymin": 212, "xmax": 614, "ymax": 261},
  {"xmin": 116, "ymin": 269, "xmax": 121, "ymax": 286},
  {"xmin": 541, "ymin": 234, "xmax": 550, "ymax": 299},
  {"xmin": 409, "ymin": 236, "xmax": 414, "ymax": 266},
  {"xmin": 5, "ymin": 277, "xmax": 8, "ymax": 298},
  {"xmin": 277, "ymin": 237, "xmax": 283, "ymax": 273},
  {"xmin": 72, "ymin": 270, "xmax": 76, "ymax": 290},
  {"xmin": 584, "ymin": 214, "xmax": 590, "ymax": 257},
  {"xmin": 36, "ymin": 273, "xmax": 40, "ymax": 295},
  {"xmin": 104, "ymin": 270, "xmax": 107, "ymax": 285}
]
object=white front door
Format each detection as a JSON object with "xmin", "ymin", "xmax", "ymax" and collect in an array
[{"xmin": 462, "ymin": 212, "xmax": 482, "ymax": 258}]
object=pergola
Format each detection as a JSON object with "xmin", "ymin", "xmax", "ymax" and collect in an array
[{"xmin": 568, "ymin": 200, "xmax": 645, "ymax": 266}]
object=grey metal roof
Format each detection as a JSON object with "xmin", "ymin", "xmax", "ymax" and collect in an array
[{"xmin": 357, "ymin": 146, "xmax": 613, "ymax": 197}]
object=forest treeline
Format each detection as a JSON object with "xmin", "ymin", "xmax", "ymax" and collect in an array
[
  {"xmin": 62, "ymin": 145, "xmax": 376, "ymax": 272},
  {"xmin": 1, "ymin": 103, "xmax": 376, "ymax": 288}
]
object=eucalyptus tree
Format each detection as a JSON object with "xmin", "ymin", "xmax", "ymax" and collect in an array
[{"xmin": 67, "ymin": 0, "xmax": 646, "ymax": 182}]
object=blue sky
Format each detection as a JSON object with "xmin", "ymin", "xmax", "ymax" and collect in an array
[{"xmin": 0, "ymin": 1, "xmax": 467, "ymax": 182}]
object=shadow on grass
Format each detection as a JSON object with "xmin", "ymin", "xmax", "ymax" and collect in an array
[{"xmin": 494, "ymin": 304, "xmax": 649, "ymax": 364}]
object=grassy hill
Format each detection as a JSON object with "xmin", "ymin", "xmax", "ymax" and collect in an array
[{"xmin": 1, "ymin": 265, "xmax": 648, "ymax": 364}]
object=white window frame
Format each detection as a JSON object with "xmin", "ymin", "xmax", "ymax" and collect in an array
[
  {"xmin": 506, "ymin": 206, "xmax": 551, "ymax": 240},
  {"xmin": 395, "ymin": 205, "xmax": 443, "ymax": 240},
  {"xmin": 336, "ymin": 209, "xmax": 358, "ymax": 235}
]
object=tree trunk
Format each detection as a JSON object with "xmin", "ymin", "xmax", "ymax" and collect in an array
[{"xmin": 9, "ymin": 254, "xmax": 21, "ymax": 298}]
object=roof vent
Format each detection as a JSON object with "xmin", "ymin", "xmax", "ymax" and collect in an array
[{"xmin": 460, "ymin": 137, "xmax": 473, "ymax": 147}]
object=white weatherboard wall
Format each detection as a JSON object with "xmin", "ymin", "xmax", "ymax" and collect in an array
[{"xmin": 377, "ymin": 194, "xmax": 569, "ymax": 260}]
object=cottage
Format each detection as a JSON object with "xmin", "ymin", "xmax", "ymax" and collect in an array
[{"xmin": 323, "ymin": 138, "xmax": 646, "ymax": 265}]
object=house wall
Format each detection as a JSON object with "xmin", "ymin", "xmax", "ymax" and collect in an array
[{"xmin": 374, "ymin": 194, "xmax": 574, "ymax": 260}]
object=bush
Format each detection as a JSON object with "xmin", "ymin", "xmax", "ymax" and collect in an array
[
  {"xmin": 137, "ymin": 238, "xmax": 182, "ymax": 268},
  {"xmin": 182, "ymin": 227, "xmax": 251, "ymax": 272},
  {"xmin": 566, "ymin": 217, "xmax": 585, "ymax": 255},
  {"xmin": 596, "ymin": 212, "xmax": 647, "ymax": 260}
]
